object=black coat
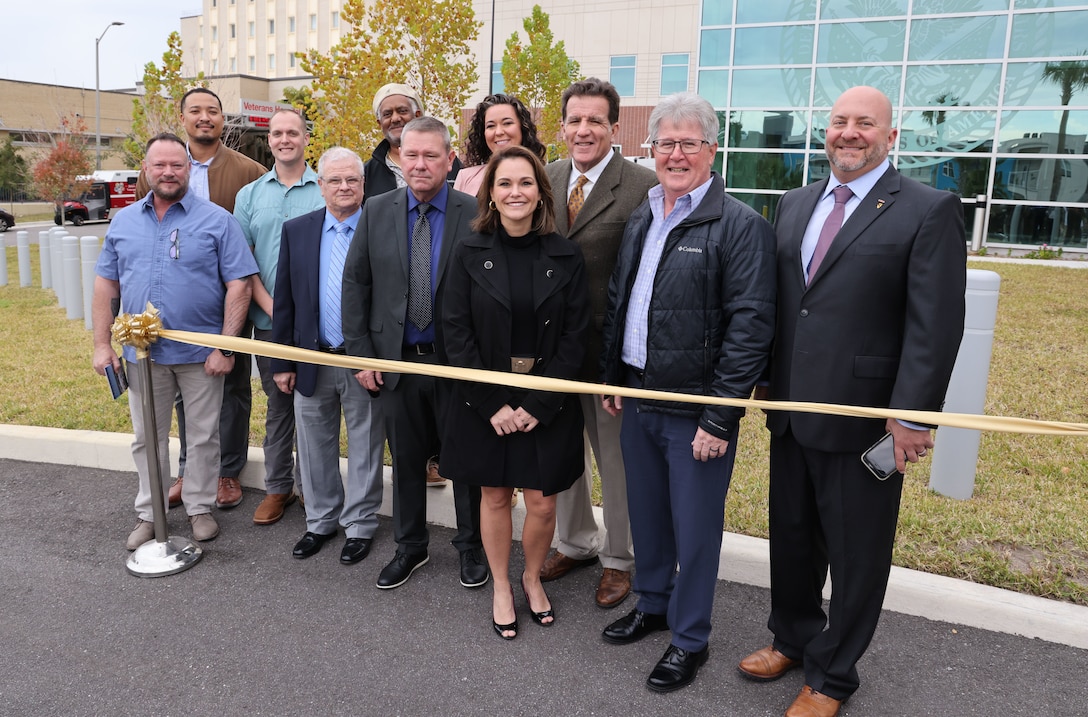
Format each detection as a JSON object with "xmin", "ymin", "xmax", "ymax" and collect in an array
[{"xmin": 439, "ymin": 229, "xmax": 590, "ymax": 494}]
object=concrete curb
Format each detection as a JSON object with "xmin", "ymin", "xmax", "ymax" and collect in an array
[{"xmin": 5, "ymin": 422, "xmax": 1087, "ymax": 650}]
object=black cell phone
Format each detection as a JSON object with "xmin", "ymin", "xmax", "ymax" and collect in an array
[
  {"xmin": 105, "ymin": 363, "xmax": 129, "ymax": 400},
  {"xmin": 861, "ymin": 432, "xmax": 898, "ymax": 480}
]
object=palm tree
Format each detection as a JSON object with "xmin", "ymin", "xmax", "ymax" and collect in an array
[{"xmin": 1041, "ymin": 53, "xmax": 1088, "ymax": 202}]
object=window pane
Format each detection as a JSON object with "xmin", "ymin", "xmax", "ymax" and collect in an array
[
  {"xmin": 1011, "ymin": 10, "xmax": 1088, "ymax": 59},
  {"xmin": 909, "ymin": 16, "xmax": 1006, "ymax": 61},
  {"xmin": 914, "ymin": 0, "xmax": 1005, "ymax": 11},
  {"xmin": 731, "ymin": 69, "xmax": 811, "ymax": 108},
  {"xmin": 821, "ymin": 0, "xmax": 906, "ymax": 18},
  {"xmin": 895, "ymin": 155, "xmax": 993, "ymax": 197},
  {"xmin": 700, "ymin": 29, "xmax": 730, "ymax": 67},
  {"xmin": 492, "ymin": 62, "xmax": 505, "ymax": 94},
  {"xmin": 699, "ymin": 70, "xmax": 730, "ymax": 106},
  {"xmin": 817, "ymin": 21, "xmax": 905, "ymax": 64},
  {"xmin": 661, "ymin": 67, "xmax": 689, "ymax": 94},
  {"xmin": 1004, "ymin": 62, "xmax": 1088, "ymax": 107},
  {"xmin": 1015, "ymin": 0, "xmax": 1087, "ymax": 7},
  {"xmin": 702, "ymin": 0, "xmax": 733, "ymax": 25},
  {"xmin": 734, "ymin": 26, "xmax": 813, "ymax": 66},
  {"xmin": 736, "ymin": 0, "xmax": 815, "ymax": 24},
  {"xmin": 994, "ymin": 153, "xmax": 1088, "ymax": 203},
  {"xmin": 904, "ymin": 64, "xmax": 1002, "ymax": 107},
  {"xmin": 989, "ymin": 203, "xmax": 1088, "ymax": 246},
  {"xmin": 610, "ymin": 55, "xmax": 636, "ymax": 97},
  {"xmin": 812, "ymin": 66, "xmax": 901, "ymax": 108},
  {"xmin": 899, "ymin": 110, "xmax": 997, "ymax": 153},
  {"xmin": 1000, "ymin": 110, "xmax": 1088, "ymax": 145},
  {"xmin": 726, "ymin": 151, "xmax": 807, "ymax": 189},
  {"xmin": 726, "ymin": 110, "xmax": 808, "ymax": 148},
  {"xmin": 727, "ymin": 191, "xmax": 783, "ymax": 221}
]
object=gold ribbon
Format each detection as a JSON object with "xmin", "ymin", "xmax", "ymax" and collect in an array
[{"xmin": 140, "ymin": 326, "xmax": 1088, "ymax": 438}]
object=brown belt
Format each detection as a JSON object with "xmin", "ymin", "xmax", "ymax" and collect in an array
[{"xmin": 510, "ymin": 357, "xmax": 536, "ymax": 374}]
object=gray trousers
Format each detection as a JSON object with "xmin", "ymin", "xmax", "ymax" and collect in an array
[
  {"xmin": 294, "ymin": 365, "xmax": 385, "ymax": 538},
  {"xmin": 253, "ymin": 327, "xmax": 298, "ymax": 495},
  {"xmin": 128, "ymin": 360, "xmax": 223, "ymax": 520},
  {"xmin": 552, "ymin": 394, "xmax": 634, "ymax": 571}
]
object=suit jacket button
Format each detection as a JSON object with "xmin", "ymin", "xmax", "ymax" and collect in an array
[
  {"xmin": 800, "ymin": 309, "xmax": 809, "ymax": 317},
  {"xmin": 546, "ymin": 269, "xmax": 554, "ymax": 278},
  {"xmin": 484, "ymin": 260, "xmax": 493, "ymax": 269}
]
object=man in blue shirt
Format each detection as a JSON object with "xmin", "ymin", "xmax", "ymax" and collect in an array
[
  {"xmin": 93, "ymin": 133, "xmax": 258, "ymax": 550},
  {"xmin": 234, "ymin": 109, "xmax": 324, "ymax": 526}
]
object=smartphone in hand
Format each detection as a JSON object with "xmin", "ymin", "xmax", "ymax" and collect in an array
[
  {"xmin": 105, "ymin": 363, "xmax": 129, "ymax": 400},
  {"xmin": 861, "ymin": 432, "xmax": 898, "ymax": 480}
]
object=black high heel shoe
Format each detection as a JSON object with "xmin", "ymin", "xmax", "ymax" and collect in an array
[
  {"xmin": 493, "ymin": 588, "xmax": 518, "ymax": 640},
  {"xmin": 521, "ymin": 573, "xmax": 555, "ymax": 627}
]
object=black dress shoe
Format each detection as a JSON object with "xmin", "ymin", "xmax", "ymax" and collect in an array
[
  {"xmin": 376, "ymin": 552, "xmax": 429, "ymax": 589},
  {"xmin": 602, "ymin": 609, "xmax": 669, "ymax": 645},
  {"xmin": 646, "ymin": 644, "xmax": 710, "ymax": 693},
  {"xmin": 292, "ymin": 531, "xmax": 335, "ymax": 559},
  {"xmin": 459, "ymin": 547, "xmax": 490, "ymax": 588},
  {"xmin": 340, "ymin": 537, "xmax": 373, "ymax": 565}
]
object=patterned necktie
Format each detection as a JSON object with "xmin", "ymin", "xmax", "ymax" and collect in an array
[
  {"xmin": 807, "ymin": 185, "xmax": 853, "ymax": 284},
  {"xmin": 408, "ymin": 202, "xmax": 433, "ymax": 331},
  {"xmin": 324, "ymin": 221, "xmax": 351, "ymax": 348},
  {"xmin": 567, "ymin": 174, "xmax": 589, "ymax": 227}
]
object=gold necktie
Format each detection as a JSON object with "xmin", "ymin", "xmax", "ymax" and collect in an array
[{"xmin": 567, "ymin": 174, "xmax": 589, "ymax": 227}]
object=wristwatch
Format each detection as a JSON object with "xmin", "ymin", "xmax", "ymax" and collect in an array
[{"xmin": 220, "ymin": 349, "xmax": 235, "ymax": 358}]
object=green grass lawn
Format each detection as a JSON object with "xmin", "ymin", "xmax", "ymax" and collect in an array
[{"xmin": 2, "ymin": 247, "xmax": 1087, "ymax": 604}]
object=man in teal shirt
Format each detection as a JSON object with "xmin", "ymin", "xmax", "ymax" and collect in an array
[{"xmin": 234, "ymin": 109, "xmax": 324, "ymax": 525}]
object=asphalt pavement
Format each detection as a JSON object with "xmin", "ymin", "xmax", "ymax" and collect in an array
[{"xmin": 1, "ymin": 456, "xmax": 1086, "ymax": 717}]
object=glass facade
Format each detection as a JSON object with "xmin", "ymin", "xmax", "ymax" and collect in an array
[{"xmin": 699, "ymin": 0, "xmax": 1088, "ymax": 249}]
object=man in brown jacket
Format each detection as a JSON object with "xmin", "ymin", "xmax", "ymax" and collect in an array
[{"xmin": 135, "ymin": 88, "xmax": 267, "ymax": 510}]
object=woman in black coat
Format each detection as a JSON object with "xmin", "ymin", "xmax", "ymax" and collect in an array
[{"xmin": 440, "ymin": 145, "xmax": 589, "ymax": 640}]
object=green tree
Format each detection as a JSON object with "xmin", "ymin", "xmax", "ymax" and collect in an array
[
  {"xmin": 1041, "ymin": 53, "xmax": 1088, "ymax": 202},
  {"xmin": 301, "ymin": 0, "xmax": 481, "ymax": 162},
  {"xmin": 31, "ymin": 115, "xmax": 93, "ymax": 225},
  {"xmin": 282, "ymin": 86, "xmax": 318, "ymax": 127},
  {"xmin": 0, "ymin": 137, "xmax": 30, "ymax": 199},
  {"xmin": 502, "ymin": 5, "xmax": 582, "ymax": 158},
  {"xmin": 122, "ymin": 32, "xmax": 207, "ymax": 167}
]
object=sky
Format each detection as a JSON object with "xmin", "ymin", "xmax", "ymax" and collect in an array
[{"xmin": 2, "ymin": 2, "xmax": 203, "ymax": 91}]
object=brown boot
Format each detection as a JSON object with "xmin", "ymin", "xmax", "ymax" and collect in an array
[
  {"xmin": 253, "ymin": 492, "xmax": 297, "ymax": 525},
  {"xmin": 167, "ymin": 477, "xmax": 183, "ymax": 508}
]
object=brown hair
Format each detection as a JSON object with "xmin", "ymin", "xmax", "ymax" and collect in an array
[{"xmin": 471, "ymin": 145, "xmax": 556, "ymax": 236}]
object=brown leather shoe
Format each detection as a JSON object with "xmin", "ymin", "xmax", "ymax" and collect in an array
[
  {"xmin": 540, "ymin": 550, "xmax": 598, "ymax": 582},
  {"xmin": 426, "ymin": 456, "xmax": 447, "ymax": 488},
  {"xmin": 215, "ymin": 476, "xmax": 243, "ymax": 508},
  {"xmin": 167, "ymin": 477, "xmax": 183, "ymax": 508},
  {"xmin": 738, "ymin": 645, "xmax": 801, "ymax": 682},
  {"xmin": 785, "ymin": 686, "xmax": 842, "ymax": 717},
  {"xmin": 595, "ymin": 568, "xmax": 631, "ymax": 608},
  {"xmin": 253, "ymin": 492, "xmax": 297, "ymax": 525}
]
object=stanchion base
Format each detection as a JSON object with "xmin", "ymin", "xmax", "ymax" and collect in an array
[{"xmin": 125, "ymin": 537, "xmax": 203, "ymax": 578}]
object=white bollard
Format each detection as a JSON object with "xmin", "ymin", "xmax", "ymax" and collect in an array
[
  {"xmin": 39, "ymin": 231, "xmax": 52, "ymax": 289},
  {"xmin": 63, "ymin": 235, "xmax": 82, "ymax": 320},
  {"xmin": 51, "ymin": 229, "xmax": 66, "ymax": 307},
  {"xmin": 17, "ymin": 230, "xmax": 32, "ymax": 287},
  {"xmin": 930, "ymin": 269, "xmax": 1001, "ymax": 499},
  {"xmin": 80, "ymin": 236, "xmax": 100, "ymax": 330},
  {"xmin": 0, "ymin": 231, "xmax": 7, "ymax": 287},
  {"xmin": 971, "ymin": 194, "xmax": 986, "ymax": 253}
]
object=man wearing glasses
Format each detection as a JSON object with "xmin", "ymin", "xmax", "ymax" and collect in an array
[
  {"xmin": 598, "ymin": 93, "xmax": 776, "ymax": 693},
  {"xmin": 92, "ymin": 133, "xmax": 258, "ymax": 550}
]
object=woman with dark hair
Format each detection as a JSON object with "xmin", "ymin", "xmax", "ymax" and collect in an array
[
  {"xmin": 440, "ymin": 145, "xmax": 589, "ymax": 640},
  {"xmin": 453, "ymin": 94, "xmax": 548, "ymax": 197}
]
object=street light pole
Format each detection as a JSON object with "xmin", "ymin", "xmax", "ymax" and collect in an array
[{"xmin": 95, "ymin": 21, "xmax": 124, "ymax": 171}]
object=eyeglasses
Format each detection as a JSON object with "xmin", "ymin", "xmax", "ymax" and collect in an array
[
  {"xmin": 650, "ymin": 139, "xmax": 710, "ymax": 155},
  {"xmin": 168, "ymin": 229, "xmax": 180, "ymax": 260},
  {"xmin": 323, "ymin": 176, "xmax": 362, "ymax": 188}
]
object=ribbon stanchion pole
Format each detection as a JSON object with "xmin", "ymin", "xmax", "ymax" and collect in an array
[{"xmin": 116, "ymin": 306, "xmax": 202, "ymax": 577}]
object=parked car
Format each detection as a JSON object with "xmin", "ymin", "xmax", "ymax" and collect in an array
[{"xmin": 0, "ymin": 207, "xmax": 14, "ymax": 232}]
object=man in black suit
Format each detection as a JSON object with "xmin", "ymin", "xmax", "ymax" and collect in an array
[
  {"xmin": 342, "ymin": 117, "xmax": 487, "ymax": 590},
  {"xmin": 270, "ymin": 147, "xmax": 385, "ymax": 565},
  {"xmin": 738, "ymin": 86, "xmax": 967, "ymax": 717}
]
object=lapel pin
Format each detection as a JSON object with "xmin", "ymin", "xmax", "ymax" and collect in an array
[{"xmin": 876, "ymin": 199, "xmax": 885, "ymax": 209}]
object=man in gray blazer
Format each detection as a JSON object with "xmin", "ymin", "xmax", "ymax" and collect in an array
[
  {"xmin": 738, "ymin": 86, "xmax": 966, "ymax": 717},
  {"xmin": 541, "ymin": 78, "xmax": 658, "ymax": 609},
  {"xmin": 342, "ymin": 117, "xmax": 487, "ymax": 591}
]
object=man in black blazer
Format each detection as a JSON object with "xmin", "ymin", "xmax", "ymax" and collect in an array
[
  {"xmin": 738, "ymin": 86, "xmax": 966, "ymax": 717},
  {"xmin": 270, "ymin": 147, "xmax": 385, "ymax": 565},
  {"xmin": 342, "ymin": 117, "xmax": 487, "ymax": 590}
]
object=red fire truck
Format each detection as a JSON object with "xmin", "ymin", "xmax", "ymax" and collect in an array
[{"xmin": 55, "ymin": 170, "xmax": 139, "ymax": 225}]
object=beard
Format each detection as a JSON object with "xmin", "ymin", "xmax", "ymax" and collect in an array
[
  {"xmin": 151, "ymin": 177, "xmax": 188, "ymax": 203},
  {"xmin": 828, "ymin": 144, "xmax": 884, "ymax": 175}
]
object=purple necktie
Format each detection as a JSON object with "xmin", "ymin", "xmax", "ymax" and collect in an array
[{"xmin": 808, "ymin": 185, "xmax": 853, "ymax": 283}]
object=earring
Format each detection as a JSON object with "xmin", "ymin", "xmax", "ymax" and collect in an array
[
  {"xmin": 488, "ymin": 200, "xmax": 496, "ymax": 210},
  {"xmin": 537, "ymin": 200, "xmax": 543, "ymax": 207}
]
